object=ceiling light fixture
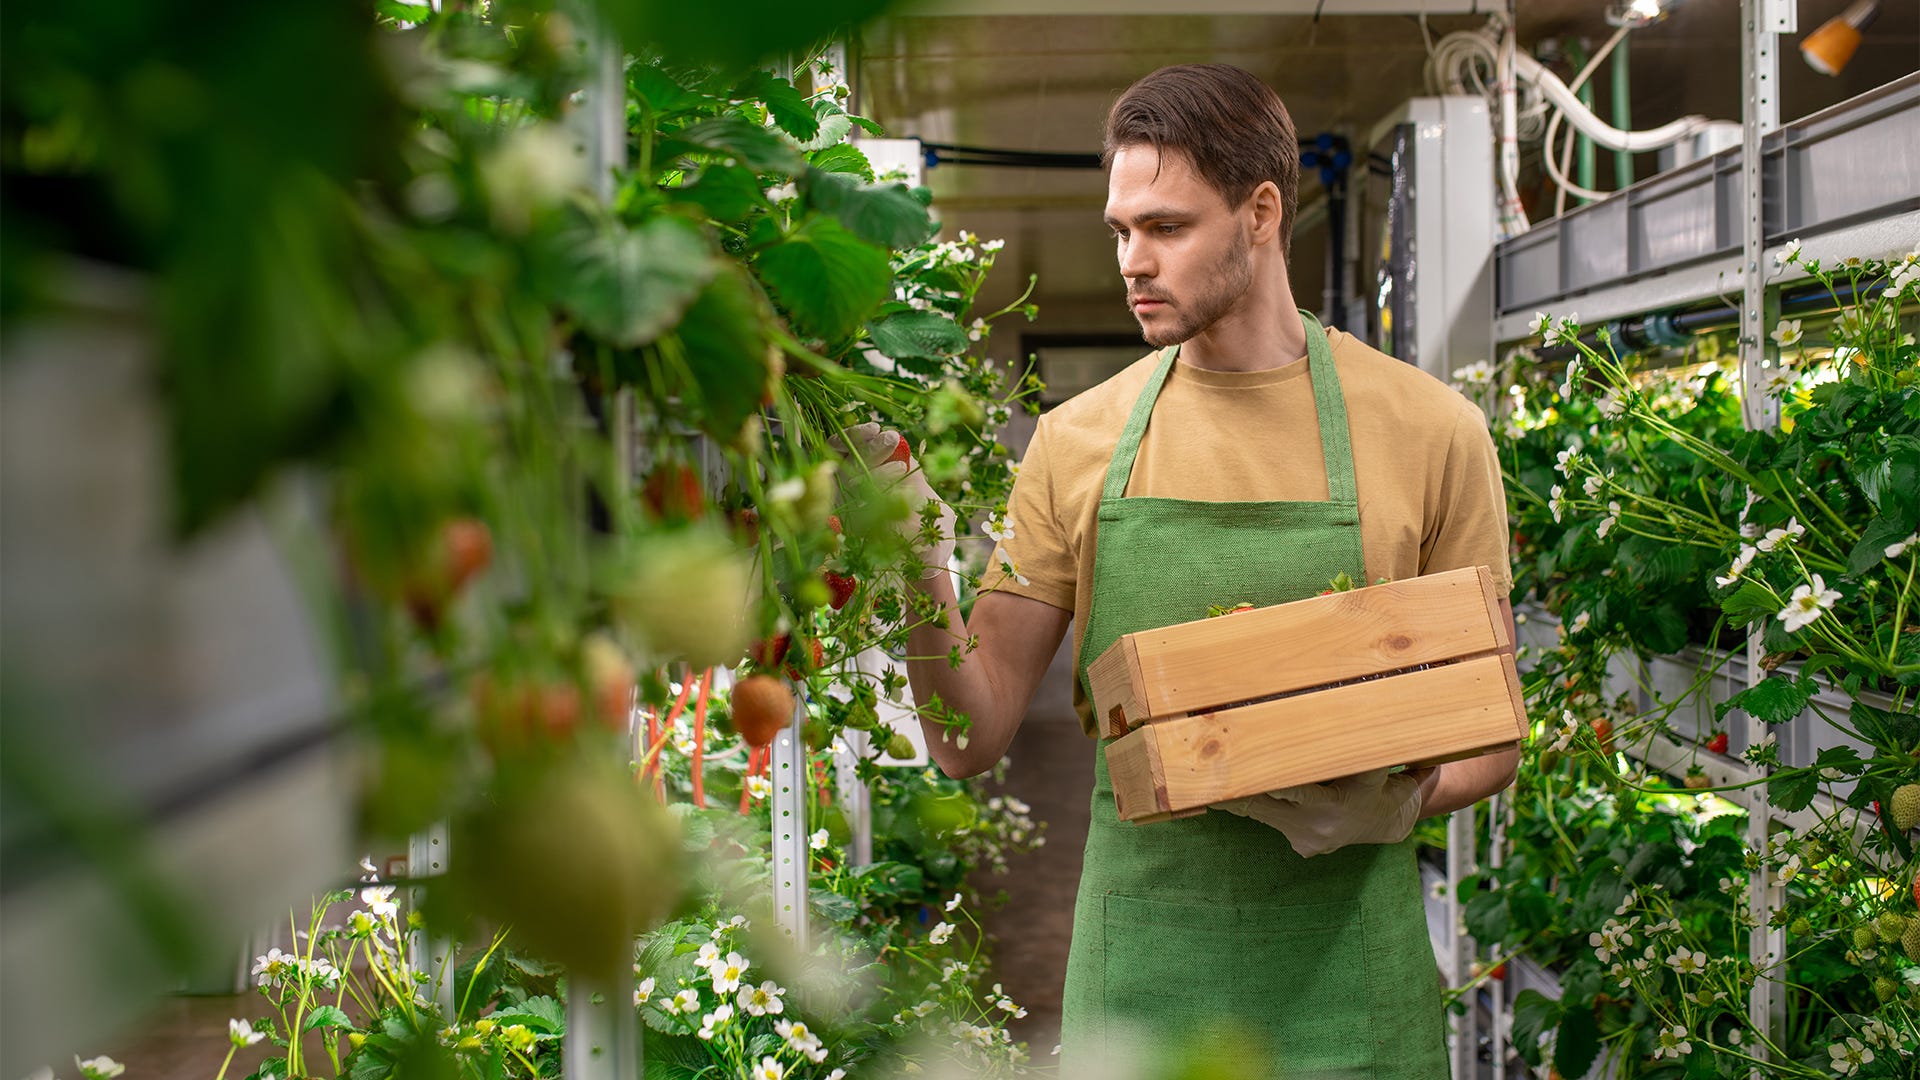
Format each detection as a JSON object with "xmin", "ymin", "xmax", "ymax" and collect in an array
[
  {"xmin": 1800, "ymin": 0, "xmax": 1882, "ymax": 76},
  {"xmin": 1605, "ymin": 0, "xmax": 1674, "ymax": 29}
]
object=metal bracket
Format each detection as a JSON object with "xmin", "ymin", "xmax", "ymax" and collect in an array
[{"xmin": 771, "ymin": 693, "xmax": 812, "ymax": 949}]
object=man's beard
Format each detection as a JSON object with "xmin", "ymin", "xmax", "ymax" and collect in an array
[{"xmin": 1131, "ymin": 231, "xmax": 1254, "ymax": 347}]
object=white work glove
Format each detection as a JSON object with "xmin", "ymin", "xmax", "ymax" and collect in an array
[
  {"xmin": 1213, "ymin": 767, "xmax": 1431, "ymax": 859},
  {"xmin": 837, "ymin": 422, "xmax": 956, "ymax": 581}
]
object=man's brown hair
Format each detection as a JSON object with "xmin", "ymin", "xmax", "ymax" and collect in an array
[{"xmin": 1102, "ymin": 64, "xmax": 1300, "ymax": 254}]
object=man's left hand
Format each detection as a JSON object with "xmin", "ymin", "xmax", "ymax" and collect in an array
[{"xmin": 1213, "ymin": 767, "xmax": 1432, "ymax": 858}]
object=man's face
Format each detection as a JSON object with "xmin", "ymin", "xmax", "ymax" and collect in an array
[{"xmin": 1104, "ymin": 145, "xmax": 1254, "ymax": 348}]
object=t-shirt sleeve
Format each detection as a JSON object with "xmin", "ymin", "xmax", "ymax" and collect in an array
[
  {"xmin": 977, "ymin": 418, "xmax": 1076, "ymax": 612},
  {"xmin": 1421, "ymin": 403, "xmax": 1514, "ymax": 595}
]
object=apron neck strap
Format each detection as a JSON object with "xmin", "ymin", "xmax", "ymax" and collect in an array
[{"xmin": 1100, "ymin": 311, "xmax": 1358, "ymax": 503}]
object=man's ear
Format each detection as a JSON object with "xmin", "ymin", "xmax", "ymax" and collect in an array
[{"xmin": 1248, "ymin": 180, "xmax": 1284, "ymax": 246}]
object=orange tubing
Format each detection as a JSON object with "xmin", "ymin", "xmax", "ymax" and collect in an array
[{"xmin": 690, "ymin": 667, "xmax": 713, "ymax": 808}]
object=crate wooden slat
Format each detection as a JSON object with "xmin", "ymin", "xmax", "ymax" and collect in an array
[
  {"xmin": 1088, "ymin": 566, "xmax": 1509, "ymax": 738},
  {"xmin": 1107, "ymin": 653, "xmax": 1527, "ymax": 822}
]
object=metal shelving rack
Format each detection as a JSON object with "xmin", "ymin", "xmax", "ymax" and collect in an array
[{"xmin": 1461, "ymin": 4, "xmax": 1920, "ymax": 1075}]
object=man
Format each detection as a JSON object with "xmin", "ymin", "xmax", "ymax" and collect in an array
[{"xmin": 848, "ymin": 64, "xmax": 1518, "ymax": 1077}]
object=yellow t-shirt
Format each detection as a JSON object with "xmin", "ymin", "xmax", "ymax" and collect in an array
[{"xmin": 980, "ymin": 325, "xmax": 1513, "ymax": 737}]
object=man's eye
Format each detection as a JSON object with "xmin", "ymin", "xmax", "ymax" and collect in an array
[
  {"xmin": 1157, "ymin": 224, "xmax": 1181, "ymax": 235},
  {"xmin": 1111, "ymin": 229, "xmax": 1129, "ymax": 241}
]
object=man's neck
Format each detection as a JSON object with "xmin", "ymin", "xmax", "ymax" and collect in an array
[{"xmin": 1177, "ymin": 285, "xmax": 1308, "ymax": 373}]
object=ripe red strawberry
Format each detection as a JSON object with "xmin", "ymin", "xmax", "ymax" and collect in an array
[
  {"xmin": 784, "ymin": 639, "xmax": 825, "ymax": 680},
  {"xmin": 824, "ymin": 570, "xmax": 858, "ymax": 611},
  {"xmin": 1590, "ymin": 717, "xmax": 1616, "ymax": 753},
  {"xmin": 731, "ymin": 675, "xmax": 793, "ymax": 748},
  {"xmin": 749, "ymin": 633, "xmax": 791, "ymax": 670},
  {"xmin": 883, "ymin": 434, "xmax": 912, "ymax": 467},
  {"xmin": 827, "ymin": 515, "xmax": 842, "ymax": 535},
  {"xmin": 1489, "ymin": 962, "xmax": 1507, "ymax": 981},
  {"xmin": 1706, "ymin": 731, "xmax": 1729, "ymax": 754},
  {"xmin": 642, "ymin": 463, "xmax": 705, "ymax": 521}
]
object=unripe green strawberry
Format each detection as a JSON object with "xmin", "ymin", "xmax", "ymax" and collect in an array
[
  {"xmin": 1905, "ymin": 920, "xmax": 1920, "ymax": 964},
  {"xmin": 1873, "ymin": 976, "xmax": 1898, "ymax": 1002},
  {"xmin": 1853, "ymin": 926, "xmax": 1878, "ymax": 951},
  {"xmin": 886, "ymin": 732, "xmax": 916, "ymax": 759},
  {"xmin": 1801, "ymin": 838, "xmax": 1828, "ymax": 864},
  {"xmin": 1878, "ymin": 912, "xmax": 1909, "ymax": 944},
  {"xmin": 1890, "ymin": 783, "xmax": 1920, "ymax": 832},
  {"xmin": 1788, "ymin": 917, "xmax": 1812, "ymax": 936}
]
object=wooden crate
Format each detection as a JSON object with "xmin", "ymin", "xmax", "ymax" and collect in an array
[{"xmin": 1093, "ymin": 567, "xmax": 1527, "ymax": 823}]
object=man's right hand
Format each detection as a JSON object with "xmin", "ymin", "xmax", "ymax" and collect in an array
[{"xmin": 837, "ymin": 423, "xmax": 957, "ymax": 581}]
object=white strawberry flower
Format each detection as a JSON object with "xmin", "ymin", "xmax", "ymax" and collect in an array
[
  {"xmin": 1762, "ymin": 368, "xmax": 1795, "ymax": 395},
  {"xmin": 945, "ymin": 892, "xmax": 964, "ymax": 912},
  {"xmin": 983, "ymin": 515, "xmax": 1014, "ymax": 544},
  {"xmin": 746, "ymin": 774, "xmax": 772, "ymax": 800},
  {"xmin": 666, "ymin": 988, "xmax": 700, "ymax": 1015},
  {"xmin": 75, "ymin": 1058, "xmax": 125, "ymax": 1080},
  {"xmin": 1886, "ymin": 533, "xmax": 1917, "ymax": 559},
  {"xmin": 1548, "ymin": 710, "xmax": 1580, "ymax": 752},
  {"xmin": 1597, "ymin": 501, "xmax": 1621, "ymax": 540},
  {"xmin": 1768, "ymin": 318, "xmax": 1803, "ymax": 347},
  {"xmin": 1829, "ymin": 1037, "xmax": 1874, "ymax": 1075},
  {"xmin": 738, "ymin": 980, "xmax": 785, "ymax": 1016},
  {"xmin": 928, "ymin": 921, "xmax": 955, "ymax": 945},
  {"xmin": 697, "ymin": 1004, "xmax": 734, "ymax": 1041},
  {"xmin": 1530, "ymin": 311, "xmax": 1552, "ymax": 337},
  {"xmin": 1774, "ymin": 238, "xmax": 1801, "ymax": 266},
  {"xmin": 1581, "ymin": 471, "xmax": 1609, "ymax": 497},
  {"xmin": 1757, "ymin": 518, "xmax": 1805, "ymax": 553},
  {"xmin": 1665, "ymin": 946, "xmax": 1707, "ymax": 974},
  {"xmin": 1715, "ymin": 544, "xmax": 1758, "ymax": 588},
  {"xmin": 1544, "ymin": 313, "xmax": 1579, "ymax": 347},
  {"xmin": 1653, "ymin": 1024, "xmax": 1692, "ymax": 1060},
  {"xmin": 229, "ymin": 1017, "xmax": 267, "ymax": 1047},
  {"xmin": 776, "ymin": 1018, "xmax": 827, "ymax": 1062},
  {"xmin": 1554, "ymin": 446, "xmax": 1582, "ymax": 477},
  {"xmin": 361, "ymin": 885, "xmax": 399, "ymax": 919},
  {"xmin": 1777, "ymin": 575, "xmax": 1840, "ymax": 633},
  {"xmin": 1549, "ymin": 485, "xmax": 1566, "ymax": 524},
  {"xmin": 710, "ymin": 951, "xmax": 750, "ymax": 994},
  {"xmin": 1568, "ymin": 611, "xmax": 1591, "ymax": 636},
  {"xmin": 968, "ymin": 317, "xmax": 986, "ymax": 342},
  {"xmin": 694, "ymin": 941, "xmax": 721, "ymax": 970},
  {"xmin": 634, "ymin": 976, "xmax": 655, "ymax": 1006},
  {"xmin": 810, "ymin": 828, "xmax": 830, "ymax": 851}
]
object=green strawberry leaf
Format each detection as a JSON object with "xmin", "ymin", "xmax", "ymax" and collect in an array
[
  {"xmin": 801, "ymin": 168, "xmax": 932, "ymax": 249},
  {"xmin": 865, "ymin": 310, "xmax": 968, "ymax": 361},
  {"xmin": 1848, "ymin": 515, "xmax": 1917, "ymax": 574},
  {"xmin": 732, "ymin": 71, "xmax": 818, "ymax": 142},
  {"xmin": 1718, "ymin": 579, "xmax": 1777, "ymax": 626},
  {"xmin": 1715, "ymin": 674, "xmax": 1812, "ymax": 725},
  {"xmin": 537, "ymin": 213, "xmax": 715, "ymax": 347},
  {"xmin": 660, "ymin": 116, "xmax": 803, "ymax": 174},
  {"xmin": 754, "ymin": 216, "xmax": 890, "ymax": 341},
  {"xmin": 808, "ymin": 143, "xmax": 875, "ymax": 180},
  {"xmin": 1769, "ymin": 769, "xmax": 1821, "ymax": 813},
  {"xmin": 669, "ymin": 165, "xmax": 767, "ymax": 224},
  {"xmin": 1509, "ymin": 990, "xmax": 1561, "ymax": 1067},
  {"xmin": 671, "ymin": 270, "xmax": 771, "ymax": 438},
  {"xmin": 303, "ymin": 1004, "xmax": 355, "ymax": 1033},
  {"xmin": 629, "ymin": 65, "xmax": 716, "ymax": 119},
  {"xmin": 1553, "ymin": 1004, "xmax": 1601, "ymax": 1078}
]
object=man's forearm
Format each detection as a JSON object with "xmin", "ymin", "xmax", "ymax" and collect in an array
[
  {"xmin": 1417, "ymin": 744, "xmax": 1521, "ymax": 819},
  {"xmin": 902, "ymin": 573, "xmax": 1012, "ymax": 778}
]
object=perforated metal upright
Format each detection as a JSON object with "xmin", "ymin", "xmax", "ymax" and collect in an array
[
  {"xmin": 564, "ymin": 17, "xmax": 642, "ymax": 1080},
  {"xmin": 1739, "ymin": 0, "xmax": 1794, "ymax": 1067},
  {"xmin": 406, "ymin": 823, "xmax": 457, "ymax": 1016}
]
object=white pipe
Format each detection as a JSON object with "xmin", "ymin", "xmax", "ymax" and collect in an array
[
  {"xmin": 1513, "ymin": 49, "xmax": 1710, "ymax": 151},
  {"xmin": 1498, "ymin": 21, "xmax": 1529, "ymax": 235}
]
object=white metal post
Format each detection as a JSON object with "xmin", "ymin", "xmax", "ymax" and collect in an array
[
  {"xmin": 406, "ymin": 823, "xmax": 457, "ymax": 1017},
  {"xmin": 1447, "ymin": 808, "xmax": 1480, "ymax": 1079},
  {"xmin": 772, "ymin": 695, "xmax": 812, "ymax": 950},
  {"xmin": 565, "ymin": 16, "xmax": 641, "ymax": 1079},
  {"xmin": 835, "ymin": 727, "xmax": 876, "ymax": 868},
  {"xmin": 1740, "ymin": 0, "xmax": 1792, "ymax": 1068}
]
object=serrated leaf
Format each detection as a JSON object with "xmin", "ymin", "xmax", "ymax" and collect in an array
[
  {"xmin": 538, "ymin": 214, "xmax": 715, "ymax": 347},
  {"xmin": 1848, "ymin": 515, "xmax": 1917, "ymax": 574},
  {"xmin": 808, "ymin": 143, "xmax": 875, "ymax": 180},
  {"xmin": 1719, "ymin": 579, "xmax": 1777, "ymax": 625},
  {"xmin": 1553, "ymin": 1004, "xmax": 1601, "ymax": 1078},
  {"xmin": 799, "ymin": 102, "xmax": 855, "ymax": 152},
  {"xmin": 671, "ymin": 270, "xmax": 772, "ymax": 437},
  {"xmin": 670, "ymin": 165, "xmax": 767, "ymax": 224},
  {"xmin": 662, "ymin": 116, "xmax": 803, "ymax": 174},
  {"xmin": 1812, "ymin": 744, "xmax": 1865, "ymax": 775},
  {"xmin": 629, "ymin": 65, "xmax": 716, "ymax": 117},
  {"xmin": 732, "ymin": 72, "xmax": 818, "ymax": 142},
  {"xmin": 1510, "ymin": 990, "xmax": 1561, "ymax": 1067},
  {"xmin": 490, "ymin": 994, "xmax": 565, "ymax": 1033},
  {"xmin": 755, "ymin": 216, "xmax": 890, "ymax": 341},
  {"xmin": 1769, "ymin": 769, "xmax": 1821, "ymax": 812},
  {"xmin": 304, "ymin": 1003, "xmax": 355, "ymax": 1033},
  {"xmin": 1716, "ymin": 675, "xmax": 1813, "ymax": 724},
  {"xmin": 866, "ymin": 310, "xmax": 969, "ymax": 361},
  {"xmin": 801, "ymin": 169, "xmax": 931, "ymax": 249}
]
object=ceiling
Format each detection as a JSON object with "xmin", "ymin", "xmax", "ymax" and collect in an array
[{"xmin": 851, "ymin": 1, "xmax": 1920, "ymax": 357}]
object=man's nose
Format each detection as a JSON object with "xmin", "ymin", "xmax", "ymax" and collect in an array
[{"xmin": 1118, "ymin": 237, "xmax": 1154, "ymax": 282}]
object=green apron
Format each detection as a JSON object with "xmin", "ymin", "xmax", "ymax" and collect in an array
[{"xmin": 1059, "ymin": 313, "xmax": 1448, "ymax": 1079}]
